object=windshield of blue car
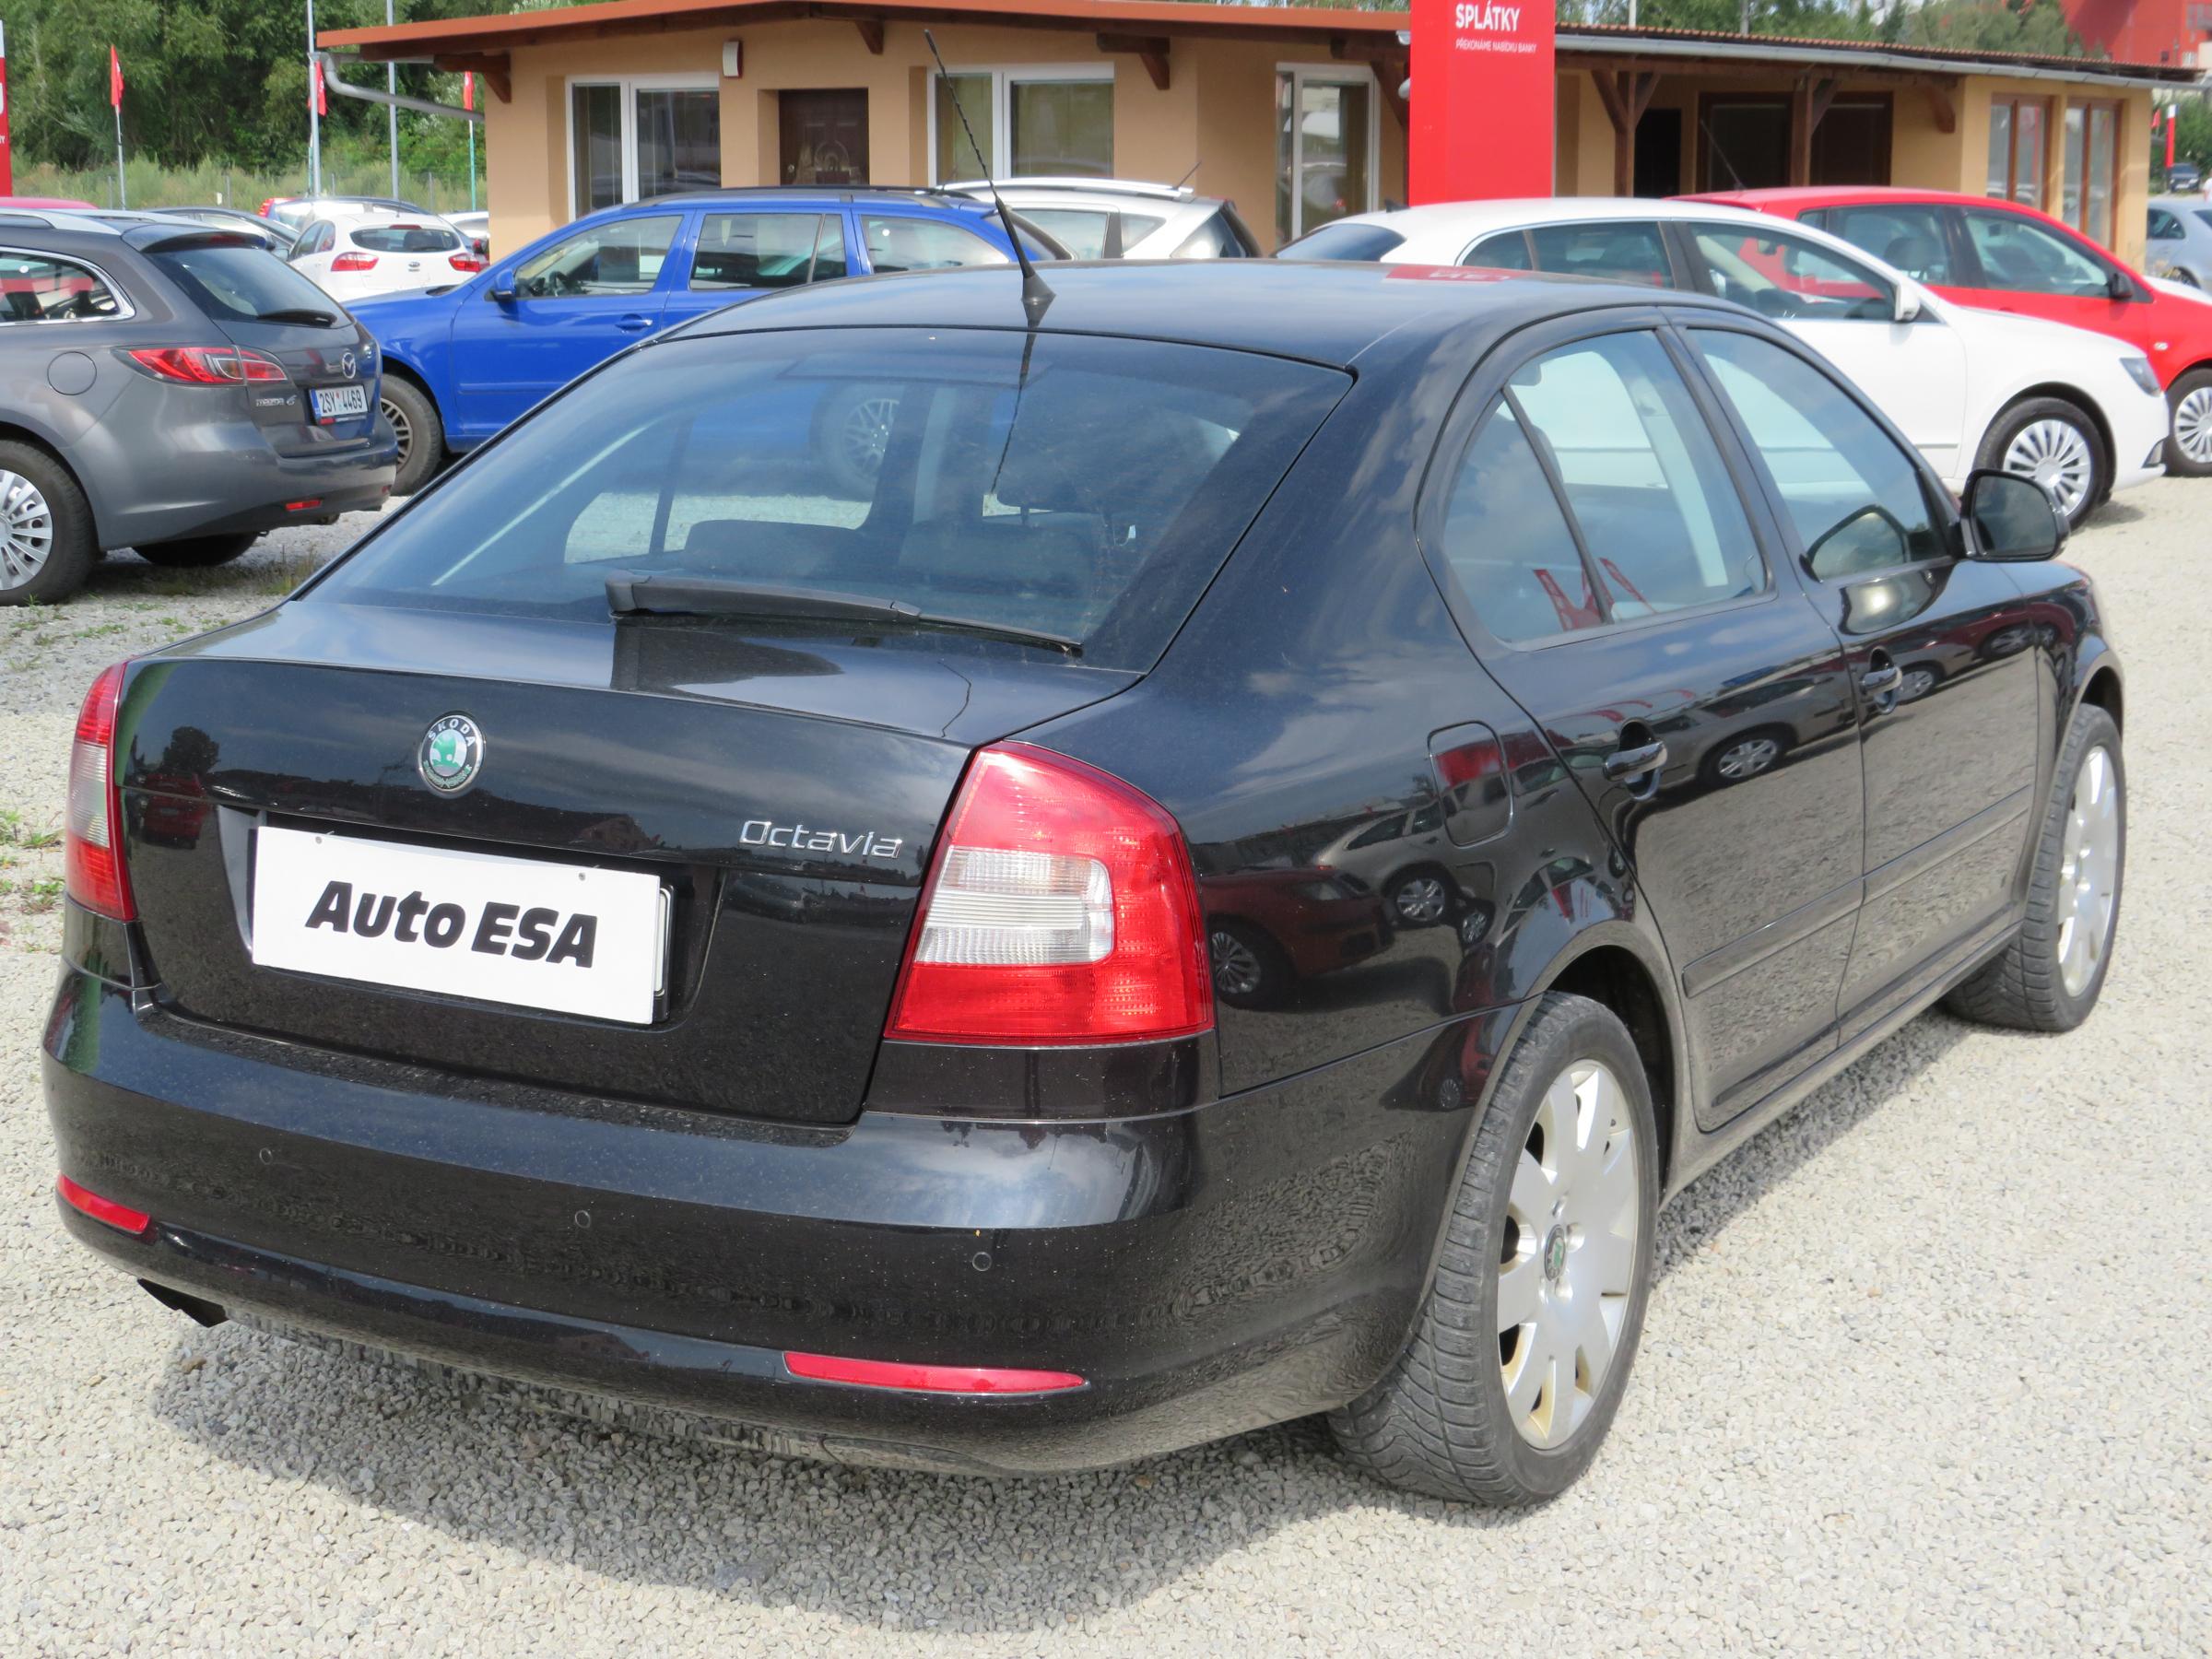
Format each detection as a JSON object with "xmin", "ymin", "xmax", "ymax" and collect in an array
[{"xmin": 308, "ymin": 327, "xmax": 1348, "ymax": 670}]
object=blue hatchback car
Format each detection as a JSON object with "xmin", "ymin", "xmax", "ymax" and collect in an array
[{"xmin": 347, "ymin": 187, "xmax": 1064, "ymax": 492}]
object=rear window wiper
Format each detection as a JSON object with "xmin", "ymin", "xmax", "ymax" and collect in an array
[
  {"xmin": 603, "ymin": 572, "xmax": 1084, "ymax": 656},
  {"xmin": 256, "ymin": 307, "xmax": 338, "ymax": 326}
]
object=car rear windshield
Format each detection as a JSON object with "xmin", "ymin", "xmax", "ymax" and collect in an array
[
  {"xmin": 149, "ymin": 241, "xmax": 343, "ymax": 324},
  {"xmin": 349, "ymin": 222, "xmax": 462, "ymax": 253},
  {"xmin": 1279, "ymin": 223, "xmax": 1406, "ymax": 263},
  {"xmin": 309, "ymin": 327, "xmax": 1347, "ymax": 670}
]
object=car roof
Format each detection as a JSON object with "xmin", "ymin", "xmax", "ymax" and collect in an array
[
  {"xmin": 664, "ymin": 258, "xmax": 1754, "ymax": 373},
  {"xmin": 1688, "ymin": 186, "xmax": 2009, "ymax": 212},
  {"xmin": 1340, "ymin": 197, "xmax": 1838, "ymax": 236},
  {"xmin": 594, "ymin": 186, "xmax": 1001, "ymax": 215},
  {"xmin": 947, "ymin": 179, "xmax": 1209, "ymax": 206}
]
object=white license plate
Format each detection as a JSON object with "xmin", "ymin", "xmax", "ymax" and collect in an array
[
  {"xmin": 250, "ymin": 826, "xmax": 666, "ymax": 1024},
  {"xmin": 311, "ymin": 383, "xmax": 369, "ymax": 422}
]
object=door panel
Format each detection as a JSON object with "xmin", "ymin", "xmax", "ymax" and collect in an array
[
  {"xmin": 451, "ymin": 213, "xmax": 686, "ymax": 441},
  {"xmin": 1427, "ymin": 325, "xmax": 1864, "ymax": 1120},
  {"xmin": 1688, "ymin": 325, "xmax": 2041, "ymax": 1030}
]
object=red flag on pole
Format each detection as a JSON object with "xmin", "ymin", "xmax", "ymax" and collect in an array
[
  {"xmin": 109, "ymin": 46, "xmax": 124, "ymax": 108},
  {"xmin": 311, "ymin": 57, "xmax": 328, "ymax": 117},
  {"xmin": 463, "ymin": 71, "xmax": 475, "ymax": 112}
]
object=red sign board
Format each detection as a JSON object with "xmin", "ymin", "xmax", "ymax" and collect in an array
[{"xmin": 1409, "ymin": 0, "xmax": 1556, "ymax": 204}]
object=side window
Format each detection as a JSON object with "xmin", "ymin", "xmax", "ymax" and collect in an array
[
  {"xmin": 1526, "ymin": 221, "xmax": 1671, "ymax": 287},
  {"xmin": 1169, "ymin": 210, "xmax": 1250, "ymax": 260},
  {"xmin": 690, "ymin": 213, "xmax": 838, "ymax": 290},
  {"xmin": 1823, "ymin": 204, "xmax": 1956, "ymax": 284},
  {"xmin": 860, "ymin": 216, "xmax": 1007, "ymax": 274},
  {"xmin": 1437, "ymin": 333, "xmax": 1767, "ymax": 642},
  {"xmin": 1961, "ymin": 209, "xmax": 2109, "ymax": 296},
  {"xmin": 1694, "ymin": 330, "xmax": 1945, "ymax": 580},
  {"xmin": 1465, "ymin": 230, "xmax": 1533, "ymax": 271},
  {"xmin": 2148, "ymin": 208, "xmax": 2184, "ymax": 241},
  {"xmin": 1688, "ymin": 223, "xmax": 1895, "ymax": 320},
  {"xmin": 1508, "ymin": 334, "xmax": 1766, "ymax": 617},
  {"xmin": 0, "ymin": 253, "xmax": 122, "ymax": 323},
  {"xmin": 514, "ymin": 215, "xmax": 680, "ymax": 298}
]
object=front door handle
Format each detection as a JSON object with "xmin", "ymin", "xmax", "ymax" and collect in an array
[
  {"xmin": 617, "ymin": 313, "xmax": 655, "ymax": 332},
  {"xmin": 1860, "ymin": 663, "xmax": 1904, "ymax": 700},
  {"xmin": 1602, "ymin": 740, "xmax": 1669, "ymax": 782}
]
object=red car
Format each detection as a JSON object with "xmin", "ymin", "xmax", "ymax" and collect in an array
[{"xmin": 1686, "ymin": 186, "xmax": 2212, "ymax": 479}]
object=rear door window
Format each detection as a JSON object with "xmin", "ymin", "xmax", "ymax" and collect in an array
[
  {"xmin": 1465, "ymin": 231, "xmax": 1534, "ymax": 270},
  {"xmin": 690, "ymin": 212, "xmax": 843, "ymax": 289},
  {"xmin": 1818, "ymin": 204, "xmax": 1956, "ymax": 284},
  {"xmin": 1527, "ymin": 222, "xmax": 1673, "ymax": 287},
  {"xmin": 309, "ymin": 328, "xmax": 1349, "ymax": 671},
  {"xmin": 0, "ymin": 252, "xmax": 124, "ymax": 323},
  {"xmin": 1020, "ymin": 208, "xmax": 1167, "ymax": 259}
]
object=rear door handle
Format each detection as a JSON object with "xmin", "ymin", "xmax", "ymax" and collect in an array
[
  {"xmin": 1860, "ymin": 664, "xmax": 1904, "ymax": 699},
  {"xmin": 617, "ymin": 313, "xmax": 655, "ymax": 332},
  {"xmin": 1602, "ymin": 740, "xmax": 1669, "ymax": 781}
]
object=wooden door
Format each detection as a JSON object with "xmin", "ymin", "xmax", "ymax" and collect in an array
[{"xmin": 780, "ymin": 89, "xmax": 869, "ymax": 185}]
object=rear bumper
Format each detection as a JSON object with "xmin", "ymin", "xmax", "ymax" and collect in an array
[{"xmin": 44, "ymin": 963, "xmax": 1496, "ymax": 1474}]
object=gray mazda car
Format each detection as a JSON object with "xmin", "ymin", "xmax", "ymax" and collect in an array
[{"xmin": 0, "ymin": 208, "xmax": 396, "ymax": 604}]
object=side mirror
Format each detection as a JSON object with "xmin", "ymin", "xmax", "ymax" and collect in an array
[
  {"xmin": 488, "ymin": 268, "xmax": 517, "ymax": 302},
  {"xmin": 2106, "ymin": 266, "xmax": 2143, "ymax": 302},
  {"xmin": 1891, "ymin": 284, "xmax": 1923, "ymax": 324},
  {"xmin": 1963, "ymin": 468, "xmax": 2066, "ymax": 561}
]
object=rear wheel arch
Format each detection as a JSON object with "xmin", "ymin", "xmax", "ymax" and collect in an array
[
  {"xmin": 1536, "ymin": 941, "xmax": 1681, "ymax": 1192},
  {"xmin": 2079, "ymin": 662, "xmax": 2123, "ymax": 735}
]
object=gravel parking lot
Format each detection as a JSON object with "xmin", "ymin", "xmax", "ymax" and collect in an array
[{"xmin": 3, "ymin": 488, "xmax": 2206, "ymax": 1655}]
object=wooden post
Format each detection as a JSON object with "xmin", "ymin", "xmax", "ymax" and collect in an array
[{"xmin": 1591, "ymin": 69, "xmax": 1658, "ymax": 196}]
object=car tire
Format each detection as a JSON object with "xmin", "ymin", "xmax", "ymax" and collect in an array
[
  {"xmin": 1946, "ymin": 702, "xmax": 2123, "ymax": 1032},
  {"xmin": 135, "ymin": 531, "xmax": 261, "ymax": 568},
  {"xmin": 1388, "ymin": 869, "xmax": 1453, "ymax": 926},
  {"xmin": 0, "ymin": 441, "xmax": 96, "ymax": 606},
  {"xmin": 1329, "ymin": 991, "xmax": 1659, "ymax": 1505},
  {"xmin": 2163, "ymin": 368, "xmax": 2212, "ymax": 478},
  {"xmin": 1977, "ymin": 397, "xmax": 2108, "ymax": 531},
  {"xmin": 1207, "ymin": 920, "xmax": 1292, "ymax": 1009},
  {"xmin": 382, "ymin": 376, "xmax": 445, "ymax": 496}
]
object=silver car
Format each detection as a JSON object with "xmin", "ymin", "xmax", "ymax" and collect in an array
[
  {"xmin": 945, "ymin": 179, "xmax": 1261, "ymax": 259},
  {"xmin": 2147, "ymin": 195, "xmax": 2212, "ymax": 288}
]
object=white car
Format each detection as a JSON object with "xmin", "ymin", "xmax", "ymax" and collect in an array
[
  {"xmin": 945, "ymin": 179, "xmax": 1261, "ymax": 260},
  {"xmin": 1285, "ymin": 198, "xmax": 2169, "ymax": 527},
  {"xmin": 288, "ymin": 207, "xmax": 486, "ymax": 302}
]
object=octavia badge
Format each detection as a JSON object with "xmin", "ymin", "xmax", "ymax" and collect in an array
[{"xmin": 418, "ymin": 714, "xmax": 484, "ymax": 795}]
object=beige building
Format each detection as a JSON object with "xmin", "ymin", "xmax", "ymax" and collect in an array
[{"xmin": 326, "ymin": 0, "xmax": 2202, "ymax": 266}]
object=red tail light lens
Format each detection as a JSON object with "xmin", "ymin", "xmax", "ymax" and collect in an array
[
  {"xmin": 885, "ymin": 744, "xmax": 1212, "ymax": 1046},
  {"xmin": 784, "ymin": 1352, "xmax": 1085, "ymax": 1394},
  {"xmin": 448, "ymin": 253, "xmax": 487, "ymax": 273},
  {"xmin": 57, "ymin": 1174, "xmax": 152, "ymax": 1237},
  {"xmin": 65, "ymin": 662, "xmax": 134, "ymax": 921},
  {"xmin": 126, "ymin": 346, "xmax": 287, "ymax": 385},
  {"xmin": 331, "ymin": 251, "xmax": 379, "ymax": 273}
]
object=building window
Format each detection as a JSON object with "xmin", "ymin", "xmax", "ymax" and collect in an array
[
  {"xmin": 1987, "ymin": 96, "xmax": 2048, "ymax": 208},
  {"xmin": 570, "ymin": 78, "xmax": 721, "ymax": 216},
  {"xmin": 1700, "ymin": 97, "xmax": 1790, "ymax": 191},
  {"xmin": 929, "ymin": 67, "xmax": 1113, "ymax": 182},
  {"xmin": 1276, "ymin": 66, "xmax": 1377, "ymax": 244},
  {"xmin": 2061, "ymin": 100, "xmax": 2121, "ymax": 249}
]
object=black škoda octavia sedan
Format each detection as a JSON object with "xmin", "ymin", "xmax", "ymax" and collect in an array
[{"xmin": 44, "ymin": 261, "xmax": 2123, "ymax": 1504}]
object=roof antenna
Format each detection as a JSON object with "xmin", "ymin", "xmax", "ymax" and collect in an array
[
  {"xmin": 1172, "ymin": 159, "xmax": 1201, "ymax": 190},
  {"xmin": 924, "ymin": 29, "xmax": 1053, "ymax": 326}
]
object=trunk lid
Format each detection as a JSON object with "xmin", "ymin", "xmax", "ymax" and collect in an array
[{"xmin": 115, "ymin": 603, "xmax": 1136, "ymax": 1125}]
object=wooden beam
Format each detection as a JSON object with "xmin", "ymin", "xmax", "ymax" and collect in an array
[
  {"xmin": 1331, "ymin": 35, "xmax": 1408, "ymax": 64},
  {"xmin": 852, "ymin": 17, "xmax": 883, "ymax": 53},
  {"xmin": 1926, "ymin": 84, "xmax": 1958, "ymax": 135},
  {"xmin": 1376, "ymin": 61, "xmax": 1409, "ymax": 133},
  {"xmin": 1808, "ymin": 75, "xmax": 1840, "ymax": 133},
  {"xmin": 1790, "ymin": 76, "xmax": 1814, "ymax": 186},
  {"xmin": 431, "ymin": 53, "xmax": 512, "ymax": 101},
  {"xmin": 1591, "ymin": 70, "xmax": 1658, "ymax": 196},
  {"xmin": 1097, "ymin": 33, "xmax": 1170, "ymax": 90}
]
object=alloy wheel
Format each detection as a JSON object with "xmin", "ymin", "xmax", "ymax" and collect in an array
[
  {"xmin": 1394, "ymin": 876, "xmax": 1449, "ymax": 924},
  {"xmin": 2173, "ymin": 385, "xmax": 2212, "ymax": 468},
  {"xmin": 1209, "ymin": 930, "xmax": 1265, "ymax": 1000},
  {"xmin": 1714, "ymin": 735, "xmax": 1780, "ymax": 782},
  {"xmin": 841, "ymin": 396, "xmax": 899, "ymax": 481},
  {"xmin": 0, "ymin": 469, "xmax": 55, "ymax": 589},
  {"xmin": 2055, "ymin": 744, "xmax": 2121, "ymax": 999},
  {"xmin": 381, "ymin": 395, "xmax": 414, "ymax": 470},
  {"xmin": 1498, "ymin": 1059, "xmax": 1641, "ymax": 1450},
  {"xmin": 2002, "ymin": 419, "xmax": 2094, "ymax": 522},
  {"xmin": 1899, "ymin": 667, "xmax": 1939, "ymax": 702}
]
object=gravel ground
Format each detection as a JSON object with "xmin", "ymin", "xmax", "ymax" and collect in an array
[{"xmin": 3, "ymin": 492, "xmax": 2207, "ymax": 1656}]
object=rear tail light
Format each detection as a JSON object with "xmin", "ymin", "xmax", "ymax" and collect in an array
[
  {"xmin": 448, "ymin": 253, "xmax": 487, "ymax": 273},
  {"xmin": 126, "ymin": 346, "xmax": 287, "ymax": 385},
  {"xmin": 57, "ymin": 1175, "xmax": 151, "ymax": 1237},
  {"xmin": 784, "ymin": 1352, "xmax": 1085, "ymax": 1394},
  {"xmin": 884, "ymin": 743, "xmax": 1212, "ymax": 1046},
  {"xmin": 65, "ymin": 662, "xmax": 134, "ymax": 921},
  {"xmin": 331, "ymin": 251, "xmax": 379, "ymax": 273}
]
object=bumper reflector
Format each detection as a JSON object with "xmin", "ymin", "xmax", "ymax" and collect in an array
[
  {"xmin": 56, "ymin": 1175, "xmax": 151, "ymax": 1237},
  {"xmin": 783, "ymin": 1352, "xmax": 1086, "ymax": 1395}
]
